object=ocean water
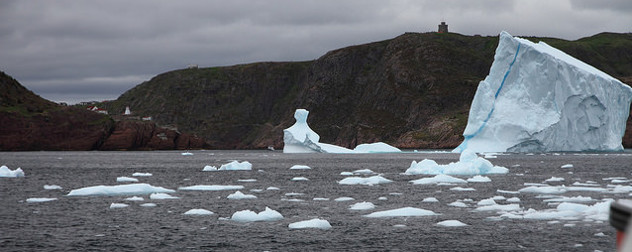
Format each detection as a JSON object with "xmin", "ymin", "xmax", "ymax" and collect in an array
[{"xmin": 1, "ymin": 150, "xmax": 631, "ymax": 251}]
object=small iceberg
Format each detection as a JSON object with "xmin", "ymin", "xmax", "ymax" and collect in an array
[
  {"xmin": 227, "ymin": 191, "xmax": 257, "ymax": 200},
  {"xmin": 288, "ymin": 218, "xmax": 332, "ymax": 230},
  {"xmin": 0, "ymin": 165, "xmax": 25, "ymax": 178},
  {"xmin": 231, "ymin": 207, "xmax": 284, "ymax": 222},
  {"xmin": 219, "ymin": 161, "xmax": 252, "ymax": 171},
  {"xmin": 110, "ymin": 203, "xmax": 129, "ymax": 209},
  {"xmin": 202, "ymin": 165, "xmax": 218, "ymax": 171},
  {"xmin": 290, "ymin": 165, "xmax": 311, "ymax": 170},
  {"xmin": 184, "ymin": 209, "xmax": 215, "ymax": 215},
  {"xmin": 44, "ymin": 185, "xmax": 62, "ymax": 190},
  {"xmin": 117, "ymin": 176, "xmax": 139, "ymax": 183},
  {"xmin": 405, "ymin": 149, "xmax": 508, "ymax": 175},
  {"xmin": 67, "ymin": 183, "xmax": 175, "ymax": 196},
  {"xmin": 349, "ymin": 202, "xmax": 376, "ymax": 211},
  {"xmin": 181, "ymin": 152, "xmax": 194, "ymax": 156},
  {"xmin": 149, "ymin": 193, "xmax": 179, "ymax": 200},
  {"xmin": 178, "ymin": 185, "xmax": 244, "ymax": 191},
  {"xmin": 436, "ymin": 220, "xmax": 468, "ymax": 227},
  {"xmin": 339, "ymin": 176, "xmax": 392, "ymax": 185},
  {"xmin": 132, "ymin": 172, "xmax": 152, "ymax": 177},
  {"xmin": 26, "ymin": 198, "xmax": 57, "ymax": 203},
  {"xmin": 364, "ymin": 207, "xmax": 439, "ymax": 218},
  {"xmin": 410, "ymin": 174, "xmax": 467, "ymax": 185}
]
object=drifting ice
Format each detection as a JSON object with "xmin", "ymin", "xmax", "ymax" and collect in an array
[
  {"xmin": 283, "ymin": 109, "xmax": 401, "ymax": 153},
  {"xmin": 455, "ymin": 31, "xmax": 632, "ymax": 153},
  {"xmin": 0, "ymin": 165, "xmax": 25, "ymax": 177}
]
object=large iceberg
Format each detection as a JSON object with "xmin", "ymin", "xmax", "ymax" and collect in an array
[
  {"xmin": 455, "ymin": 31, "xmax": 632, "ymax": 153},
  {"xmin": 283, "ymin": 109, "xmax": 401, "ymax": 153}
]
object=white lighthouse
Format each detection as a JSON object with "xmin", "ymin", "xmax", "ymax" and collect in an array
[{"xmin": 124, "ymin": 106, "xmax": 131, "ymax": 115}]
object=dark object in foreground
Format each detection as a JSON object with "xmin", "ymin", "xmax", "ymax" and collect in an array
[{"xmin": 610, "ymin": 199, "xmax": 632, "ymax": 250}]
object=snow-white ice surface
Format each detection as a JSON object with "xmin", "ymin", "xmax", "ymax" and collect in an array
[
  {"xmin": 405, "ymin": 150, "xmax": 508, "ymax": 176},
  {"xmin": 219, "ymin": 161, "xmax": 252, "ymax": 171},
  {"xmin": 282, "ymin": 109, "xmax": 401, "ymax": 154},
  {"xmin": 455, "ymin": 31, "xmax": 632, "ymax": 153},
  {"xmin": 349, "ymin": 202, "xmax": 376, "ymax": 210},
  {"xmin": 116, "ymin": 176, "xmax": 139, "ymax": 183},
  {"xmin": 364, "ymin": 207, "xmax": 439, "ymax": 218},
  {"xmin": 26, "ymin": 198, "xmax": 57, "ymax": 203},
  {"xmin": 110, "ymin": 203, "xmax": 129, "ymax": 209},
  {"xmin": 288, "ymin": 218, "xmax": 332, "ymax": 230},
  {"xmin": 44, "ymin": 185, "xmax": 62, "ymax": 190},
  {"xmin": 339, "ymin": 176, "xmax": 392, "ymax": 185},
  {"xmin": 289, "ymin": 165, "xmax": 311, "ymax": 170},
  {"xmin": 149, "ymin": 193, "xmax": 179, "ymax": 200},
  {"xmin": 0, "ymin": 165, "xmax": 25, "ymax": 177},
  {"xmin": 67, "ymin": 183, "xmax": 175, "ymax": 196},
  {"xmin": 410, "ymin": 174, "xmax": 467, "ymax": 185},
  {"xmin": 124, "ymin": 196, "xmax": 144, "ymax": 201},
  {"xmin": 437, "ymin": 220, "xmax": 468, "ymax": 227},
  {"xmin": 202, "ymin": 165, "xmax": 217, "ymax": 171},
  {"xmin": 178, "ymin": 185, "xmax": 244, "ymax": 191},
  {"xmin": 184, "ymin": 209, "xmax": 215, "ymax": 215},
  {"xmin": 231, "ymin": 207, "xmax": 283, "ymax": 222},
  {"xmin": 132, "ymin": 172, "xmax": 152, "ymax": 177},
  {"xmin": 227, "ymin": 191, "xmax": 257, "ymax": 200}
]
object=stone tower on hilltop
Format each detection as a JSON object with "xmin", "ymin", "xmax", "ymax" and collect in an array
[{"xmin": 438, "ymin": 21, "xmax": 448, "ymax": 33}]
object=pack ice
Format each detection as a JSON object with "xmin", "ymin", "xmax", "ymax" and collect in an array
[
  {"xmin": 283, "ymin": 109, "xmax": 401, "ymax": 153},
  {"xmin": 455, "ymin": 31, "xmax": 632, "ymax": 153}
]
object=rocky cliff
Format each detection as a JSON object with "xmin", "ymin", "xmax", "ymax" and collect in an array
[
  {"xmin": 104, "ymin": 32, "xmax": 632, "ymax": 150},
  {"xmin": 0, "ymin": 71, "xmax": 207, "ymax": 151}
]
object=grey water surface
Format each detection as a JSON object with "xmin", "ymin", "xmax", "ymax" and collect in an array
[{"xmin": 1, "ymin": 150, "xmax": 631, "ymax": 251}]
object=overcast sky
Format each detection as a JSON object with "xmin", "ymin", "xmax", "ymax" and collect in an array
[{"xmin": 1, "ymin": 0, "xmax": 630, "ymax": 104}]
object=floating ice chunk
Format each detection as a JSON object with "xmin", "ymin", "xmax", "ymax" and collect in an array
[
  {"xmin": 140, "ymin": 203, "xmax": 156, "ymax": 207},
  {"xmin": 288, "ymin": 218, "xmax": 332, "ymax": 230},
  {"xmin": 290, "ymin": 165, "xmax": 311, "ymax": 170},
  {"xmin": 291, "ymin": 177, "xmax": 309, "ymax": 181},
  {"xmin": 468, "ymin": 175, "xmax": 491, "ymax": 182},
  {"xmin": 237, "ymin": 179, "xmax": 257, "ymax": 182},
  {"xmin": 132, "ymin": 172, "xmax": 152, "ymax": 177},
  {"xmin": 125, "ymin": 196, "xmax": 144, "ymax": 201},
  {"xmin": 450, "ymin": 187, "xmax": 476, "ymax": 191},
  {"xmin": 497, "ymin": 189, "xmax": 520, "ymax": 194},
  {"xmin": 231, "ymin": 207, "xmax": 283, "ymax": 222},
  {"xmin": 202, "ymin": 165, "xmax": 218, "ymax": 171},
  {"xmin": 352, "ymin": 169, "xmax": 376, "ymax": 175},
  {"xmin": 181, "ymin": 152, "xmax": 193, "ymax": 156},
  {"xmin": 44, "ymin": 185, "xmax": 62, "ymax": 190},
  {"xmin": 422, "ymin": 197, "xmax": 439, "ymax": 203},
  {"xmin": 437, "ymin": 220, "xmax": 468, "ymax": 227},
  {"xmin": 545, "ymin": 177, "xmax": 565, "ymax": 182},
  {"xmin": 117, "ymin": 176, "xmax": 139, "ymax": 183},
  {"xmin": 560, "ymin": 164, "xmax": 574, "ymax": 169},
  {"xmin": 349, "ymin": 202, "xmax": 376, "ymax": 211},
  {"xmin": 0, "ymin": 165, "xmax": 25, "ymax": 177},
  {"xmin": 454, "ymin": 31, "xmax": 632, "ymax": 153},
  {"xmin": 353, "ymin": 142, "xmax": 402, "ymax": 153},
  {"xmin": 477, "ymin": 198, "xmax": 497, "ymax": 206},
  {"xmin": 266, "ymin": 187, "xmax": 280, "ymax": 191},
  {"xmin": 339, "ymin": 175, "xmax": 392, "ymax": 185},
  {"xmin": 364, "ymin": 207, "xmax": 439, "ymax": 218},
  {"xmin": 227, "ymin": 191, "xmax": 257, "ymax": 200},
  {"xmin": 474, "ymin": 203, "xmax": 521, "ymax": 212},
  {"xmin": 448, "ymin": 201, "xmax": 469, "ymax": 208},
  {"xmin": 543, "ymin": 196, "xmax": 594, "ymax": 203},
  {"xmin": 219, "ymin": 161, "xmax": 252, "ymax": 171},
  {"xmin": 506, "ymin": 197, "xmax": 521, "ymax": 203},
  {"xmin": 313, "ymin": 197, "xmax": 329, "ymax": 201},
  {"xmin": 410, "ymin": 174, "xmax": 467, "ymax": 185},
  {"xmin": 285, "ymin": 192, "xmax": 304, "ymax": 196},
  {"xmin": 178, "ymin": 185, "xmax": 244, "ymax": 191},
  {"xmin": 405, "ymin": 150, "xmax": 508, "ymax": 176},
  {"xmin": 26, "ymin": 198, "xmax": 57, "ymax": 203},
  {"xmin": 110, "ymin": 203, "xmax": 129, "ymax": 209},
  {"xmin": 150, "ymin": 193, "xmax": 179, "ymax": 200},
  {"xmin": 334, "ymin": 197, "xmax": 355, "ymax": 202},
  {"xmin": 184, "ymin": 209, "xmax": 214, "ymax": 215},
  {"xmin": 340, "ymin": 172, "xmax": 354, "ymax": 176},
  {"xmin": 518, "ymin": 186, "xmax": 567, "ymax": 194},
  {"xmin": 67, "ymin": 183, "xmax": 175, "ymax": 196},
  {"xmin": 503, "ymin": 200, "xmax": 612, "ymax": 221}
]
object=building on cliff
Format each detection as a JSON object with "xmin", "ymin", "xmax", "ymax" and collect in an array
[{"xmin": 438, "ymin": 22, "xmax": 448, "ymax": 33}]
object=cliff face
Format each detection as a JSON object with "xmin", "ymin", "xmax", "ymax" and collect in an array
[
  {"xmin": 0, "ymin": 71, "xmax": 207, "ymax": 151},
  {"xmin": 105, "ymin": 32, "xmax": 632, "ymax": 150}
]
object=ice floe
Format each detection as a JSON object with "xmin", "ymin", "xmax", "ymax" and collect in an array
[
  {"xmin": 467, "ymin": 175, "xmax": 491, "ymax": 183},
  {"xmin": 219, "ymin": 161, "xmax": 252, "ymax": 171},
  {"xmin": 405, "ymin": 150, "xmax": 508, "ymax": 176},
  {"xmin": 290, "ymin": 165, "xmax": 311, "ymax": 170},
  {"xmin": 227, "ymin": 191, "xmax": 257, "ymax": 200},
  {"xmin": 132, "ymin": 172, "xmax": 152, "ymax": 177},
  {"xmin": 149, "ymin": 193, "xmax": 179, "ymax": 200},
  {"xmin": 0, "ymin": 165, "xmax": 25, "ymax": 177},
  {"xmin": 202, "ymin": 165, "xmax": 217, "ymax": 171},
  {"xmin": 26, "ymin": 198, "xmax": 57, "ymax": 203},
  {"xmin": 110, "ymin": 203, "xmax": 129, "ymax": 209},
  {"xmin": 231, "ymin": 207, "xmax": 283, "ymax": 222},
  {"xmin": 116, "ymin": 176, "xmax": 139, "ymax": 183},
  {"xmin": 334, "ymin": 197, "xmax": 355, "ymax": 202},
  {"xmin": 291, "ymin": 177, "xmax": 309, "ymax": 181},
  {"xmin": 364, "ymin": 207, "xmax": 439, "ymax": 218},
  {"xmin": 437, "ymin": 220, "xmax": 468, "ymax": 227},
  {"xmin": 44, "ymin": 185, "xmax": 62, "ymax": 190},
  {"xmin": 339, "ymin": 175, "xmax": 392, "ymax": 185},
  {"xmin": 410, "ymin": 174, "xmax": 467, "ymax": 185},
  {"xmin": 184, "ymin": 209, "xmax": 215, "ymax": 215},
  {"xmin": 349, "ymin": 202, "xmax": 376, "ymax": 211},
  {"xmin": 422, "ymin": 197, "xmax": 439, "ymax": 203},
  {"xmin": 67, "ymin": 183, "xmax": 175, "ymax": 196},
  {"xmin": 125, "ymin": 196, "xmax": 144, "ymax": 201},
  {"xmin": 140, "ymin": 203, "xmax": 156, "ymax": 207},
  {"xmin": 288, "ymin": 218, "xmax": 332, "ymax": 230}
]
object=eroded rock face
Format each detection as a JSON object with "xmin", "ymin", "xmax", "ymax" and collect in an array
[{"xmin": 100, "ymin": 121, "xmax": 206, "ymax": 150}]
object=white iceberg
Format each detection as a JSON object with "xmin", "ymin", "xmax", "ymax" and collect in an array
[
  {"xmin": 291, "ymin": 177, "xmax": 309, "ymax": 181},
  {"xmin": 0, "ymin": 165, "xmax": 25, "ymax": 177},
  {"xmin": 43, "ymin": 185, "xmax": 62, "ymax": 190},
  {"xmin": 437, "ymin": 220, "xmax": 468, "ymax": 227},
  {"xmin": 334, "ymin": 197, "xmax": 355, "ymax": 202},
  {"xmin": 26, "ymin": 198, "xmax": 57, "ymax": 203},
  {"xmin": 339, "ymin": 175, "xmax": 393, "ymax": 185},
  {"xmin": 349, "ymin": 201, "xmax": 376, "ymax": 211},
  {"xmin": 149, "ymin": 193, "xmax": 179, "ymax": 200},
  {"xmin": 282, "ymin": 109, "xmax": 401, "ymax": 154},
  {"xmin": 289, "ymin": 165, "xmax": 311, "ymax": 170},
  {"xmin": 124, "ymin": 196, "xmax": 144, "ymax": 201},
  {"xmin": 67, "ymin": 183, "xmax": 175, "ymax": 196},
  {"xmin": 410, "ymin": 174, "xmax": 467, "ymax": 185},
  {"xmin": 364, "ymin": 207, "xmax": 439, "ymax": 218},
  {"xmin": 227, "ymin": 191, "xmax": 257, "ymax": 200},
  {"xmin": 184, "ymin": 209, "xmax": 215, "ymax": 215},
  {"xmin": 117, "ymin": 176, "xmax": 139, "ymax": 183},
  {"xmin": 219, "ymin": 161, "xmax": 252, "ymax": 171},
  {"xmin": 455, "ymin": 31, "xmax": 632, "ymax": 153},
  {"xmin": 132, "ymin": 172, "xmax": 152, "ymax": 177},
  {"xmin": 231, "ymin": 207, "xmax": 284, "ymax": 222},
  {"xmin": 178, "ymin": 185, "xmax": 244, "ymax": 191},
  {"xmin": 288, "ymin": 218, "xmax": 332, "ymax": 230},
  {"xmin": 110, "ymin": 203, "xmax": 129, "ymax": 209},
  {"xmin": 202, "ymin": 165, "xmax": 218, "ymax": 171},
  {"xmin": 405, "ymin": 150, "xmax": 508, "ymax": 176}
]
